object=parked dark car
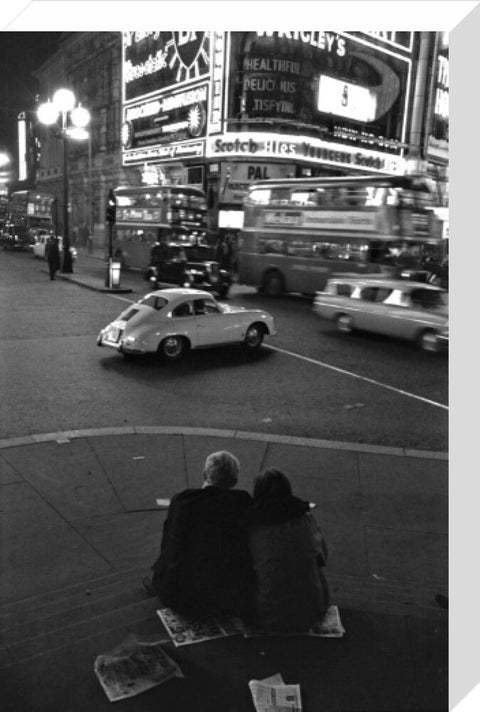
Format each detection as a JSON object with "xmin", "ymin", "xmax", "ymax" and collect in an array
[{"xmin": 145, "ymin": 243, "xmax": 231, "ymax": 298}]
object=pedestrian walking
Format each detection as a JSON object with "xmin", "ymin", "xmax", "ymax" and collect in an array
[
  {"xmin": 80, "ymin": 222, "xmax": 92, "ymax": 253},
  {"xmin": 45, "ymin": 236, "xmax": 61, "ymax": 280}
]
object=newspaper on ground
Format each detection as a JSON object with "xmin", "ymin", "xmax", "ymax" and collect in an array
[
  {"xmin": 249, "ymin": 673, "xmax": 302, "ymax": 712},
  {"xmin": 157, "ymin": 607, "xmax": 245, "ymax": 647},
  {"xmin": 94, "ymin": 635, "xmax": 183, "ymax": 702},
  {"xmin": 307, "ymin": 605, "xmax": 346, "ymax": 638},
  {"xmin": 244, "ymin": 605, "xmax": 345, "ymax": 638}
]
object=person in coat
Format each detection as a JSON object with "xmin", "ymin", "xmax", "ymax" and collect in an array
[
  {"xmin": 45, "ymin": 236, "xmax": 61, "ymax": 280},
  {"xmin": 149, "ymin": 451, "xmax": 254, "ymax": 619},
  {"xmin": 248, "ymin": 468, "xmax": 330, "ymax": 632}
]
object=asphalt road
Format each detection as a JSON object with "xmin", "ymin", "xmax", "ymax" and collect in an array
[{"xmin": 0, "ymin": 249, "xmax": 448, "ymax": 450}]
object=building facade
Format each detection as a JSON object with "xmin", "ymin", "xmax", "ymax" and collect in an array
[
  {"xmin": 31, "ymin": 31, "xmax": 449, "ymax": 250},
  {"xmin": 34, "ymin": 32, "xmax": 128, "ymax": 246}
]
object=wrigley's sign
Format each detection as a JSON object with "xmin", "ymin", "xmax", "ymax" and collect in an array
[{"xmin": 206, "ymin": 133, "xmax": 405, "ymax": 175}]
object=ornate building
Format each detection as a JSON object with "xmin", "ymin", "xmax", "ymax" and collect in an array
[
  {"xmin": 34, "ymin": 32, "xmax": 131, "ymax": 247},
  {"xmin": 32, "ymin": 31, "xmax": 449, "ymax": 250}
]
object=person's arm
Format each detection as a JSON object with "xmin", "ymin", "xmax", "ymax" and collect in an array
[{"xmin": 306, "ymin": 511, "xmax": 328, "ymax": 567}]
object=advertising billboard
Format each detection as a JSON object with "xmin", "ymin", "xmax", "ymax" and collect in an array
[
  {"xmin": 226, "ymin": 31, "xmax": 412, "ymax": 154},
  {"xmin": 122, "ymin": 32, "xmax": 211, "ymax": 165},
  {"xmin": 426, "ymin": 33, "xmax": 448, "ymax": 163}
]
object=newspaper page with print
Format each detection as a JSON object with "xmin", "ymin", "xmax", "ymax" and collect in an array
[
  {"xmin": 94, "ymin": 636, "xmax": 183, "ymax": 702},
  {"xmin": 244, "ymin": 605, "xmax": 345, "ymax": 638},
  {"xmin": 249, "ymin": 673, "xmax": 302, "ymax": 712},
  {"xmin": 157, "ymin": 607, "xmax": 245, "ymax": 647},
  {"xmin": 307, "ymin": 605, "xmax": 346, "ymax": 638}
]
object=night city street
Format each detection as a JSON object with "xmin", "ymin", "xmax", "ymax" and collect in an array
[
  {"xmin": 0, "ymin": 248, "xmax": 448, "ymax": 451},
  {"xmin": 0, "ymin": 20, "xmax": 466, "ymax": 712}
]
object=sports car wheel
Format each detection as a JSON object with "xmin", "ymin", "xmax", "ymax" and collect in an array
[
  {"xmin": 337, "ymin": 314, "xmax": 353, "ymax": 334},
  {"xmin": 419, "ymin": 329, "xmax": 440, "ymax": 353},
  {"xmin": 159, "ymin": 336, "xmax": 186, "ymax": 361},
  {"xmin": 244, "ymin": 323, "xmax": 265, "ymax": 350}
]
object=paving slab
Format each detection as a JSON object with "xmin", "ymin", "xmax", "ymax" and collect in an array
[
  {"xmin": 87, "ymin": 433, "xmax": 187, "ymax": 509},
  {"xmin": 365, "ymin": 525, "xmax": 448, "ymax": 587},
  {"xmin": 0, "ymin": 456, "xmax": 22, "ymax": 486},
  {"xmin": 1, "ymin": 439, "xmax": 123, "ymax": 521},
  {"xmin": 357, "ymin": 452, "xmax": 448, "ymax": 494},
  {"xmin": 0, "ymin": 482, "xmax": 110, "ymax": 605},
  {"xmin": 262, "ymin": 441, "xmax": 361, "ymax": 485},
  {"xmin": 74, "ymin": 510, "xmax": 165, "ymax": 571}
]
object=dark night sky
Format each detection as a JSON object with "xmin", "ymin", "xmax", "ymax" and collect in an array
[{"xmin": 0, "ymin": 32, "xmax": 63, "ymax": 159}]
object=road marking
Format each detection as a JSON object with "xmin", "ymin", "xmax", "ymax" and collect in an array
[
  {"xmin": 266, "ymin": 344, "xmax": 448, "ymax": 411},
  {"xmin": 108, "ymin": 294, "xmax": 134, "ymax": 304}
]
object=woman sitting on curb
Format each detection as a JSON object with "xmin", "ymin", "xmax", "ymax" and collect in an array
[{"xmin": 248, "ymin": 468, "xmax": 330, "ymax": 633}]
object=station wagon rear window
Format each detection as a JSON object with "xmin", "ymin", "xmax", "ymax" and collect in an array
[
  {"xmin": 410, "ymin": 289, "xmax": 446, "ymax": 309},
  {"xmin": 359, "ymin": 287, "xmax": 393, "ymax": 302},
  {"xmin": 335, "ymin": 283, "xmax": 353, "ymax": 297}
]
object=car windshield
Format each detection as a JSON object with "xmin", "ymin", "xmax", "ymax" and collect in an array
[{"xmin": 185, "ymin": 245, "xmax": 215, "ymax": 260}]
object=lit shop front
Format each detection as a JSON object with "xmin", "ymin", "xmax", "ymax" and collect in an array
[{"xmin": 121, "ymin": 31, "xmax": 414, "ymax": 235}]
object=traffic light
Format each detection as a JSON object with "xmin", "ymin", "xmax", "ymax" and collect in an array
[{"xmin": 106, "ymin": 189, "xmax": 116, "ymax": 224}]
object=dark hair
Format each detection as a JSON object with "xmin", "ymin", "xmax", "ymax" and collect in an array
[{"xmin": 253, "ymin": 468, "xmax": 292, "ymax": 500}]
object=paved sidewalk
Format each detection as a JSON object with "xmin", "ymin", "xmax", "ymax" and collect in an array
[
  {"xmin": 49, "ymin": 247, "xmax": 137, "ymax": 293},
  {"xmin": 2, "ymin": 254, "xmax": 448, "ymax": 710},
  {"xmin": 0, "ymin": 427, "xmax": 448, "ymax": 712}
]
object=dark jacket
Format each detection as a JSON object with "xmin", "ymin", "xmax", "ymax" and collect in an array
[
  {"xmin": 152, "ymin": 486, "xmax": 254, "ymax": 618},
  {"xmin": 249, "ymin": 495, "xmax": 330, "ymax": 632},
  {"xmin": 46, "ymin": 238, "xmax": 60, "ymax": 268}
]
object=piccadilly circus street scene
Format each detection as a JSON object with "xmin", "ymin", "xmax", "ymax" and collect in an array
[{"xmin": 0, "ymin": 25, "xmax": 456, "ymax": 712}]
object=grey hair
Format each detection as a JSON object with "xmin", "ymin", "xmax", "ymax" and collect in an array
[{"xmin": 203, "ymin": 451, "xmax": 240, "ymax": 488}]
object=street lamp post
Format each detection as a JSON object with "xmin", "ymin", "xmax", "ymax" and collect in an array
[{"xmin": 38, "ymin": 89, "xmax": 90, "ymax": 273}]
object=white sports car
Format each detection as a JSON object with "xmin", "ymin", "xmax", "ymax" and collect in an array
[{"xmin": 97, "ymin": 288, "xmax": 276, "ymax": 361}]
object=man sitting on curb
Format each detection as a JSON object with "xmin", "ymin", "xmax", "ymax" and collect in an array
[{"xmin": 147, "ymin": 451, "xmax": 254, "ymax": 619}]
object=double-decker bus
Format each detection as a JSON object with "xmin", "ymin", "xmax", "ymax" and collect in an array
[
  {"xmin": 6, "ymin": 190, "xmax": 55, "ymax": 249},
  {"xmin": 238, "ymin": 176, "xmax": 444, "ymax": 296},
  {"xmin": 112, "ymin": 185, "xmax": 208, "ymax": 270},
  {"xmin": 0, "ymin": 195, "xmax": 8, "ymax": 227}
]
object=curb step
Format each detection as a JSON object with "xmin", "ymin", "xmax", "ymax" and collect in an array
[
  {"xmin": 0, "ymin": 567, "xmax": 158, "ymax": 668},
  {"xmin": 0, "ymin": 594, "xmax": 160, "ymax": 669},
  {"xmin": 0, "ymin": 583, "xmax": 154, "ymax": 649},
  {"xmin": 0, "ymin": 566, "xmax": 149, "ymax": 626}
]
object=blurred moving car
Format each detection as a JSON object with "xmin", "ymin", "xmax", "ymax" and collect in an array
[
  {"xmin": 1, "ymin": 223, "xmax": 35, "ymax": 251},
  {"xmin": 313, "ymin": 275, "xmax": 448, "ymax": 353},
  {"xmin": 32, "ymin": 233, "xmax": 77, "ymax": 261},
  {"xmin": 97, "ymin": 288, "xmax": 276, "ymax": 361},
  {"xmin": 145, "ymin": 243, "xmax": 231, "ymax": 298}
]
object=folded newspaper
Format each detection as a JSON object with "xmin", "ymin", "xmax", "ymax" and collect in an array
[
  {"xmin": 157, "ymin": 607, "xmax": 245, "ymax": 647},
  {"xmin": 244, "ymin": 605, "xmax": 346, "ymax": 638},
  {"xmin": 249, "ymin": 673, "xmax": 302, "ymax": 712},
  {"xmin": 94, "ymin": 635, "xmax": 183, "ymax": 702},
  {"xmin": 307, "ymin": 605, "xmax": 346, "ymax": 638}
]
